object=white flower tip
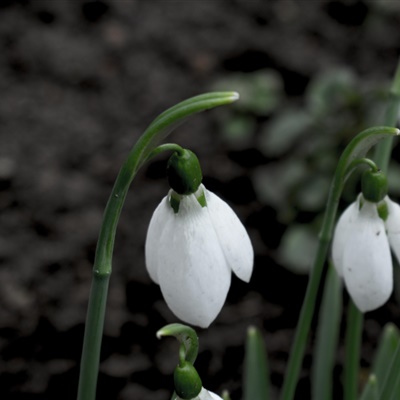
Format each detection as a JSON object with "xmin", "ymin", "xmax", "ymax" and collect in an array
[
  {"xmin": 230, "ymin": 92, "xmax": 240, "ymax": 101},
  {"xmin": 155, "ymin": 329, "xmax": 164, "ymax": 339},
  {"xmin": 352, "ymin": 286, "xmax": 392, "ymax": 313},
  {"xmin": 395, "ymin": 128, "xmax": 400, "ymax": 136}
]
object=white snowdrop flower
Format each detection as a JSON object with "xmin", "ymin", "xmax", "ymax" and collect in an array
[
  {"xmin": 176, "ymin": 387, "xmax": 223, "ymax": 400},
  {"xmin": 331, "ymin": 194, "xmax": 400, "ymax": 312},
  {"xmin": 145, "ymin": 184, "xmax": 254, "ymax": 328}
]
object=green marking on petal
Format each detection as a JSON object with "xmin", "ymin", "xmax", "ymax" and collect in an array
[
  {"xmin": 195, "ymin": 187, "xmax": 207, "ymax": 208},
  {"xmin": 378, "ymin": 200, "xmax": 389, "ymax": 222},
  {"xmin": 170, "ymin": 191, "xmax": 183, "ymax": 214}
]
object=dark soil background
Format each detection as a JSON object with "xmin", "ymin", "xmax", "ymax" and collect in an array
[{"xmin": 1, "ymin": 1, "xmax": 400, "ymax": 399}]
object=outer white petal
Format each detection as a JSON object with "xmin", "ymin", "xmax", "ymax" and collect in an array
[
  {"xmin": 177, "ymin": 387, "xmax": 223, "ymax": 400},
  {"xmin": 205, "ymin": 188, "xmax": 254, "ymax": 282},
  {"xmin": 385, "ymin": 196, "xmax": 400, "ymax": 264},
  {"xmin": 331, "ymin": 199, "xmax": 359, "ymax": 277},
  {"xmin": 157, "ymin": 192, "xmax": 231, "ymax": 328},
  {"xmin": 145, "ymin": 196, "xmax": 174, "ymax": 284},
  {"xmin": 342, "ymin": 200, "xmax": 393, "ymax": 312}
]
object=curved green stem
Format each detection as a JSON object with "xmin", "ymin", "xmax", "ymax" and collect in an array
[
  {"xmin": 146, "ymin": 143, "xmax": 185, "ymax": 162},
  {"xmin": 373, "ymin": 59, "xmax": 400, "ymax": 173},
  {"xmin": 94, "ymin": 92, "xmax": 239, "ymax": 275},
  {"xmin": 346, "ymin": 158, "xmax": 379, "ymax": 175},
  {"xmin": 344, "ymin": 300, "xmax": 363, "ymax": 400},
  {"xmin": 157, "ymin": 323, "xmax": 199, "ymax": 365},
  {"xmin": 311, "ymin": 263, "xmax": 342, "ymax": 400},
  {"xmin": 280, "ymin": 126, "xmax": 399, "ymax": 400},
  {"xmin": 77, "ymin": 92, "xmax": 238, "ymax": 400}
]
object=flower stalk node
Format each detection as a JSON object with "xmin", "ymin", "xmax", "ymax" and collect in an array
[
  {"xmin": 361, "ymin": 169, "xmax": 388, "ymax": 203},
  {"xmin": 167, "ymin": 149, "xmax": 203, "ymax": 195}
]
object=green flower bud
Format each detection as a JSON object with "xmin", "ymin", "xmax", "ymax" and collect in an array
[
  {"xmin": 167, "ymin": 149, "xmax": 203, "ymax": 195},
  {"xmin": 173, "ymin": 361, "xmax": 202, "ymax": 399},
  {"xmin": 361, "ymin": 169, "xmax": 388, "ymax": 203}
]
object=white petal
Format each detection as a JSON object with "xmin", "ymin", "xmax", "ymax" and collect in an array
[
  {"xmin": 199, "ymin": 388, "xmax": 223, "ymax": 400},
  {"xmin": 177, "ymin": 387, "xmax": 223, "ymax": 400},
  {"xmin": 331, "ymin": 198, "xmax": 360, "ymax": 277},
  {"xmin": 145, "ymin": 196, "xmax": 174, "ymax": 284},
  {"xmin": 385, "ymin": 196, "xmax": 400, "ymax": 264},
  {"xmin": 342, "ymin": 200, "xmax": 393, "ymax": 312},
  {"xmin": 205, "ymin": 188, "xmax": 254, "ymax": 282},
  {"xmin": 157, "ymin": 193, "xmax": 231, "ymax": 328}
]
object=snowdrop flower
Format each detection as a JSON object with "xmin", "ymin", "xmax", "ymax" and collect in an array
[
  {"xmin": 146, "ymin": 184, "xmax": 253, "ymax": 327},
  {"xmin": 332, "ymin": 191, "xmax": 400, "ymax": 312},
  {"xmin": 176, "ymin": 387, "xmax": 223, "ymax": 400}
]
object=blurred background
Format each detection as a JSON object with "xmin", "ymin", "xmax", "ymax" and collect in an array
[{"xmin": 1, "ymin": 0, "xmax": 400, "ymax": 399}]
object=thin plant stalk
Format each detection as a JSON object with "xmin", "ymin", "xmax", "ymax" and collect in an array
[
  {"xmin": 343, "ymin": 300, "xmax": 363, "ymax": 400},
  {"xmin": 311, "ymin": 263, "xmax": 342, "ymax": 400}
]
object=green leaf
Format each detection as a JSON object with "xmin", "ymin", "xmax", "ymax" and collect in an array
[
  {"xmin": 244, "ymin": 326, "xmax": 270, "ymax": 400},
  {"xmin": 252, "ymin": 160, "xmax": 307, "ymax": 207},
  {"xmin": 311, "ymin": 264, "xmax": 342, "ymax": 400},
  {"xmin": 306, "ymin": 68, "xmax": 358, "ymax": 116},
  {"xmin": 219, "ymin": 114, "xmax": 256, "ymax": 148},
  {"xmin": 371, "ymin": 323, "xmax": 400, "ymax": 399},
  {"xmin": 259, "ymin": 109, "xmax": 312, "ymax": 156},
  {"xmin": 278, "ymin": 224, "xmax": 318, "ymax": 274},
  {"xmin": 296, "ymin": 174, "xmax": 331, "ymax": 211}
]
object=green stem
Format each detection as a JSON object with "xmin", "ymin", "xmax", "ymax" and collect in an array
[
  {"xmin": 346, "ymin": 158, "xmax": 379, "ymax": 174},
  {"xmin": 146, "ymin": 143, "xmax": 185, "ymax": 161},
  {"xmin": 77, "ymin": 273, "xmax": 110, "ymax": 400},
  {"xmin": 311, "ymin": 263, "xmax": 342, "ymax": 400},
  {"xmin": 344, "ymin": 300, "xmax": 363, "ymax": 400},
  {"xmin": 157, "ymin": 323, "xmax": 199, "ymax": 365},
  {"xmin": 280, "ymin": 126, "xmax": 399, "ymax": 400},
  {"xmin": 77, "ymin": 92, "xmax": 238, "ymax": 400},
  {"xmin": 373, "ymin": 59, "xmax": 400, "ymax": 173}
]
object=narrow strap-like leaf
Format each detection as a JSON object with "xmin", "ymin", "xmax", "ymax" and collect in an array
[
  {"xmin": 311, "ymin": 263, "xmax": 342, "ymax": 400},
  {"xmin": 371, "ymin": 323, "xmax": 399, "ymax": 388},
  {"xmin": 359, "ymin": 375, "xmax": 379, "ymax": 400},
  {"xmin": 244, "ymin": 326, "xmax": 270, "ymax": 400}
]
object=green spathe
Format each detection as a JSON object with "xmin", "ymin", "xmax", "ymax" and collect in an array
[{"xmin": 168, "ymin": 149, "xmax": 203, "ymax": 195}]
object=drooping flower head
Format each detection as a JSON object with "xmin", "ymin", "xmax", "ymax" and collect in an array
[
  {"xmin": 146, "ymin": 148, "xmax": 253, "ymax": 327},
  {"xmin": 332, "ymin": 168, "xmax": 400, "ymax": 312}
]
